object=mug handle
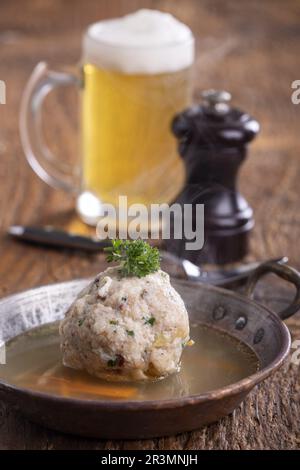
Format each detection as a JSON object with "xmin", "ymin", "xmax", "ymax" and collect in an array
[
  {"xmin": 245, "ymin": 260, "xmax": 300, "ymax": 320},
  {"xmin": 20, "ymin": 62, "xmax": 80, "ymax": 193}
]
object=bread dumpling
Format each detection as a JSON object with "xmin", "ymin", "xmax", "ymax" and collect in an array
[{"xmin": 60, "ymin": 266, "xmax": 190, "ymax": 381}]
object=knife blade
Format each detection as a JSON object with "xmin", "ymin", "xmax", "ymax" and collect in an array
[{"xmin": 8, "ymin": 225, "xmax": 111, "ymax": 252}]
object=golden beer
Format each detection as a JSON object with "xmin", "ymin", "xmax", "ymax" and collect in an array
[
  {"xmin": 21, "ymin": 10, "xmax": 195, "ymax": 225},
  {"xmin": 82, "ymin": 64, "xmax": 192, "ymax": 206}
]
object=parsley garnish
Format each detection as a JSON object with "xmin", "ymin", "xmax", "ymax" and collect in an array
[
  {"xmin": 109, "ymin": 320, "xmax": 118, "ymax": 325},
  {"xmin": 78, "ymin": 318, "xmax": 85, "ymax": 327},
  {"xmin": 107, "ymin": 359, "xmax": 117, "ymax": 367},
  {"xmin": 126, "ymin": 330, "xmax": 134, "ymax": 336},
  {"xmin": 144, "ymin": 316, "xmax": 156, "ymax": 326},
  {"xmin": 107, "ymin": 355, "xmax": 124, "ymax": 368},
  {"xmin": 104, "ymin": 239, "xmax": 160, "ymax": 278}
]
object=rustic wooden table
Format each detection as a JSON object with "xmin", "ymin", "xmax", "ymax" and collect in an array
[{"xmin": 0, "ymin": 0, "xmax": 299, "ymax": 450}]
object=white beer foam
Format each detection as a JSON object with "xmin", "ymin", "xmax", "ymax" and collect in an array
[{"xmin": 83, "ymin": 9, "xmax": 195, "ymax": 74}]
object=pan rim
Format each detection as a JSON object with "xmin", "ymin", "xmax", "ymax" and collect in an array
[{"xmin": 0, "ymin": 277, "xmax": 291, "ymax": 411}]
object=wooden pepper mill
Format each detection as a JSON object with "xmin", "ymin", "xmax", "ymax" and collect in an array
[{"xmin": 164, "ymin": 90, "xmax": 260, "ymax": 265}]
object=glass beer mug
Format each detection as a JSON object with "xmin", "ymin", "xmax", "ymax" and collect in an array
[{"xmin": 20, "ymin": 10, "xmax": 195, "ymax": 225}]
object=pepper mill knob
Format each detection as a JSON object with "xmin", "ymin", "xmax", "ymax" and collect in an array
[
  {"xmin": 201, "ymin": 89, "xmax": 231, "ymax": 114},
  {"xmin": 166, "ymin": 90, "xmax": 260, "ymax": 265}
]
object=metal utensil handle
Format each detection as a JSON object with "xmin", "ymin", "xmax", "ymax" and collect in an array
[{"xmin": 245, "ymin": 260, "xmax": 300, "ymax": 320}]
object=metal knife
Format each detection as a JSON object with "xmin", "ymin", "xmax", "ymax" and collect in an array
[
  {"xmin": 8, "ymin": 225, "xmax": 287, "ymax": 286},
  {"xmin": 8, "ymin": 225, "xmax": 111, "ymax": 252}
]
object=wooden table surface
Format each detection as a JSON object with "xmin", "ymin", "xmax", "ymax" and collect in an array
[{"xmin": 0, "ymin": 0, "xmax": 300, "ymax": 449}]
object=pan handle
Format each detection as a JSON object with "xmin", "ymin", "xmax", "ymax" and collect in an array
[{"xmin": 245, "ymin": 260, "xmax": 300, "ymax": 320}]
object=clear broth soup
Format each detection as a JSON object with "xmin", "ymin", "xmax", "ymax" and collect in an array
[{"xmin": 0, "ymin": 322, "xmax": 259, "ymax": 401}]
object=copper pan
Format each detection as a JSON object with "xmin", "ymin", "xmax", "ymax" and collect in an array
[{"xmin": 0, "ymin": 261, "xmax": 299, "ymax": 439}]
